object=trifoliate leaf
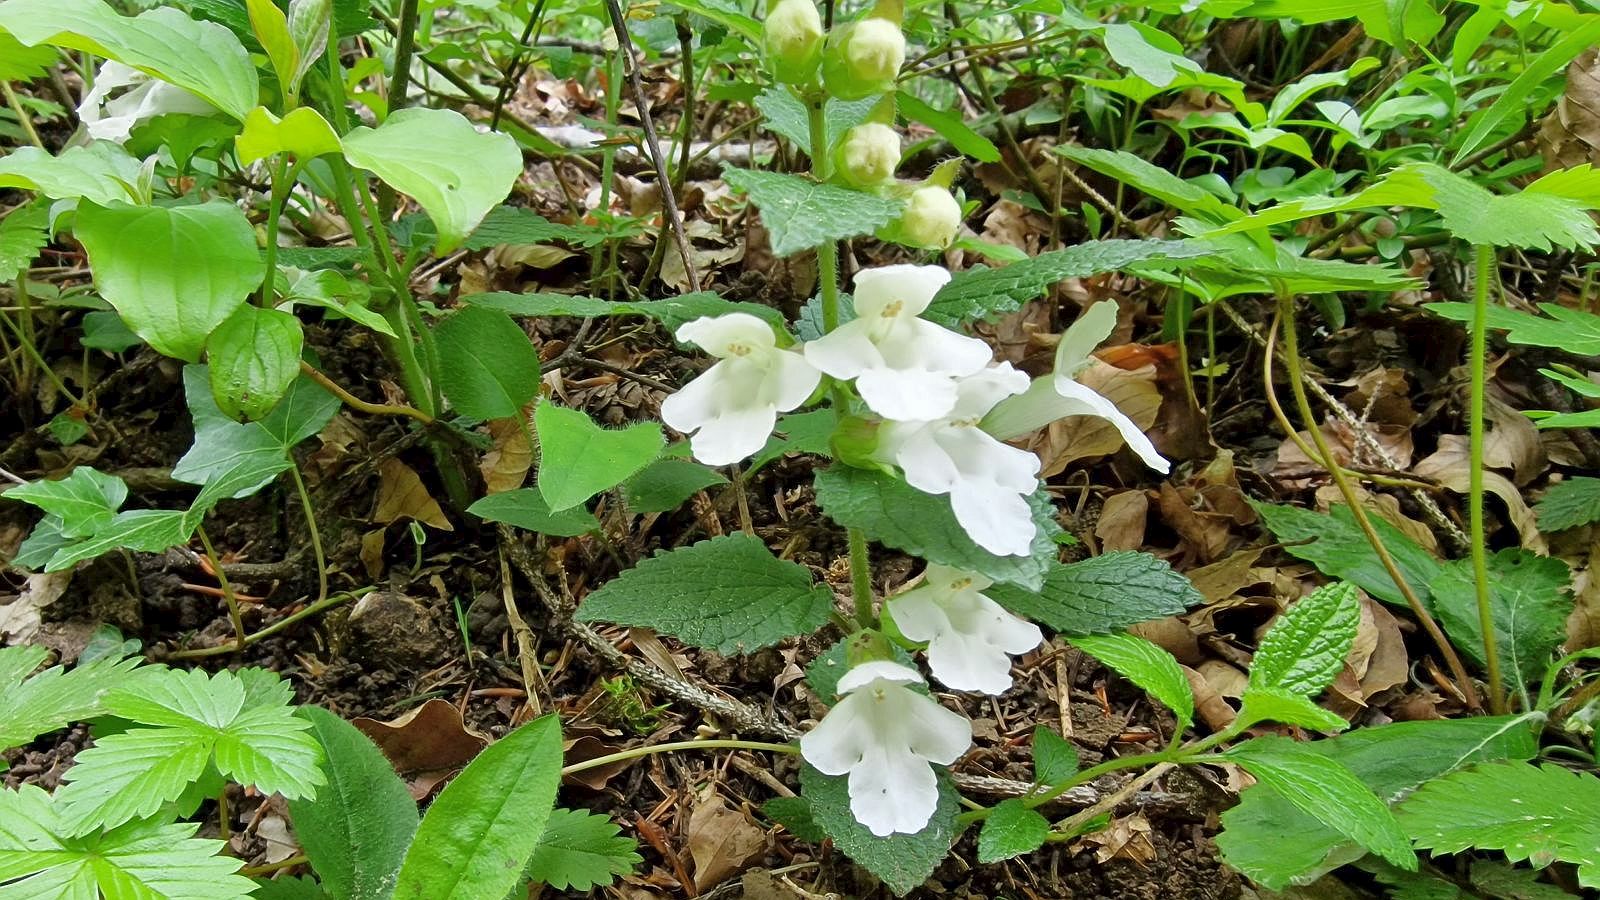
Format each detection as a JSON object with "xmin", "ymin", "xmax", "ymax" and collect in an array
[
  {"xmin": 523, "ymin": 807, "xmax": 642, "ymax": 891},
  {"xmin": 575, "ymin": 534, "xmax": 834, "ymax": 655},
  {"xmin": 3, "ymin": 467, "xmax": 128, "ymax": 538},
  {"xmin": 1070, "ymin": 633, "xmax": 1194, "ymax": 734},
  {"xmin": 1428, "ymin": 550, "xmax": 1571, "ymax": 687},
  {"xmin": 799, "ymin": 764, "xmax": 958, "ymax": 897},
  {"xmin": 1249, "ymin": 581, "xmax": 1360, "ymax": 697},
  {"xmin": 722, "ymin": 167, "xmax": 902, "ymax": 256},
  {"xmin": 986, "ymin": 552, "xmax": 1199, "ymax": 634},
  {"xmin": 1032, "ymin": 726, "xmax": 1078, "ymax": 786},
  {"xmin": 0, "ymin": 645, "xmax": 143, "ymax": 751},
  {"xmin": 1252, "ymin": 501, "xmax": 1442, "ymax": 611},
  {"xmin": 977, "ymin": 799, "xmax": 1050, "ymax": 863},
  {"xmin": 1536, "ymin": 477, "xmax": 1600, "ymax": 531}
]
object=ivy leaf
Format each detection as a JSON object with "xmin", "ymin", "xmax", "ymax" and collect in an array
[
  {"xmin": 0, "ymin": 645, "xmax": 143, "ymax": 751},
  {"xmin": 432, "ymin": 306, "xmax": 541, "ymax": 421},
  {"xmin": 523, "ymin": 808, "xmax": 642, "ymax": 891},
  {"xmin": 722, "ymin": 167, "xmax": 902, "ymax": 256},
  {"xmin": 986, "ymin": 553, "xmax": 1199, "ymax": 634},
  {"xmin": 1536, "ymin": 477, "xmax": 1600, "ymax": 531},
  {"xmin": 799, "ymin": 764, "xmax": 958, "ymax": 897},
  {"xmin": 575, "ymin": 534, "xmax": 834, "ymax": 655},
  {"xmin": 3, "ymin": 467, "xmax": 128, "ymax": 538},
  {"xmin": 207, "ymin": 305, "xmax": 305, "ymax": 422},
  {"xmin": 0, "ymin": 142, "xmax": 145, "ymax": 206},
  {"xmin": 1252, "ymin": 501, "xmax": 1442, "ymax": 611},
  {"xmin": 812, "ymin": 466, "xmax": 1058, "ymax": 591},
  {"xmin": 466, "ymin": 290, "xmax": 790, "ymax": 334},
  {"xmin": 0, "ymin": 784, "xmax": 256, "ymax": 898},
  {"xmin": 468, "ymin": 489, "xmax": 600, "ymax": 536},
  {"xmin": 1032, "ymin": 726, "xmax": 1078, "ymax": 786},
  {"xmin": 1428, "ymin": 550, "xmax": 1571, "ymax": 687},
  {"xmin": 535, "ymin": 404, "xmax": 663, "ymax": 512},
  {"xmin": 1070, "ymin": 633, "xmax": 1193, "ymax": 734},
  {"xmin": 977, "ymin": 798, "xmax": 1049, "ymax": 863},
  {"xmin": 622, "ymin": 458, "xmax": 728, "ymax": 513},
  {"xmin": 1249, "ymin": 581, "xmax": 1360, "ymax": 697},
  {"xmin": 1397, "ymin": 763, "xmax": 1600, "ymax": 889}
]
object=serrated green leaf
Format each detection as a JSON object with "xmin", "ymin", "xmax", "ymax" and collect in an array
[
  {"xmin": 0, "ymin": 201, "xmax": 47, "ymax": 284},
  {"xmin": 463, "ymin": 206, "xmax": 607, "ymax": 250},
  {"xmin": 1468, "ymin": 859, "xmax": 1576, "ymax": 900},
  {"xmin": 0, "ymin": 142, "xmax": 145, "ymax": 206},
  {"xmin": 1428, "ymin": 301, "xmax": 1600, "ymax": 357},
  {"xmin": 1536, "ymin": 477, "xmax": 1600, "ymax": 531},
  {"xmin": 575, "ymin": 533, "xmax": 834, "ymax": 654},
  {"xmin": 1250, "ymin": 582, "xmax": 1360, "ymax": 697},
  {"xmin": 1428, "ymin": 550, "xmax": 1571, "ymax": 688},
  {"xmin": 1235, "ymin": 686, "xmax": 1349, "ymax": 733},
  {"xmin": 1071, "ymin": 633, "xmax": 1194, "ymax": 734},
  {"xmin": 622, "ymin": 458, "xmax": 728, "ymax": 513},
  {"xmin": 3, "ymin": 467, "xmax": 127, "ymax": 538},
  {"xmin": 763, "ymin": 796, "xmax": 826, "ymax": 842},
  {"xmin": 1398, "ymin": 763, "xmax": 1600, "ymax": 888},
  {"xmin": 392, "ymin": 714, "xmax": 563, "ymax": 900},
  {"xmin": 289, "ymin": 707, "xmax": 417, "ymax": 900},
  {"xmin": 468, "ymin": 488, "xmax": 599, "ymax": 536},
  {"xmin": 749, "ymin": 408, "xmax": 837, "ymax": 474},
  {"xmin": 523, "ymin": 808, "xmax": 641, "ymax": 891},
  {"xmin": 207, "ymin": 304, "xmax": 305, "ymax": 422},
  {"xmin": 0, "ymin": 646, "xmax": 143, "ymax": 751},
  {"xmin": 467, "ymin": 290, "xmax": 790, "ymax": 334},
  {"xmin": 722, "ymin": 167, "xmax": 902, "ymax": 256},
  {"xmin": 976, "ymin": 798, "xmax": 1049, "ymax": 863},
  {"xmin": 1056, "ymin": 146, "xmax": 1241, "ymax": 222},
  {"xmin": 986, "ymin": 552, "xmax": 1199, "ymax": 634},
  {"xmin": 432, "ymin": 306, "xmax": 541, "ymax": 421},
  {"xmin": 799, "ymin": 764, "xmax": 957, "ymax": 897},
  {"xmin": 535, "ymin": 404, "xmax": 662, "ymax": 512},
  {"xmin": 1032, "ymin": 726, "xmax": 1077, "ymax": 786},
  {"xmin": 1252, "ymin": 501, "xmax": 1441, "ymax": 611},
  {"xmin": 251, "ymin": 875, "xmax": 330, "ymax": 900},
  {"xmin": 812, "ymin": 466, "xmax": 1057, "ymax": 591},
  {"xmin": 1421, "ymin": 166, "xmax": 1598, "ymax": 251}
]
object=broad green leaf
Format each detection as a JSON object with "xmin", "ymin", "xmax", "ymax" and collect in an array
[
  {"xmin": 12, "ymin": 516, "xmax": 72, "ymax": 570},
  {"xmin": 0, "ymin": 646, "xmax": 143, "ymax": 751},
  {"xmin": 1235, "ymin": 686, "xmax": 1349, "ymax": 733},
  {"xmin": 1055, "ymin": 146, "xmax": 1240, "ymax": 222},
  {"xmin": 81, "ymin": 310, "xmax": 143, "ymax": 351},
  {"xmin": 1398, "ymin": 763, "xmax": 1600, "ymax": 889},
  {"xmin": 1536, "ymin": 477, "xmax": 1600, "ymax": 531},
  {"xmin": 277, "ymin": 267, "xmax": 395, "ymax": 337},
  {"xmin": 468, "ymin": 489, "xmax": 599, "ymax": 537},
  {"xmin": 0, "ymin": 784, "xmax": 255, "ymax": 898},
  {"xmin": 896, "ymin": 90, "xmax": 1000, "ymax": 162},
  {"xmin": 622, "ymin": 458, "xmax": 728, "ymax": 513},
  {"xmin": 722, "ymin": 167, "xmax": 902, "ymax": 256},
  {"xmin": 977, "ymin": 798, "xmax": 1049, "ymax": 863},
  {"xmin": 42, "ymin": 508, "xmax": 193, "ymax": 572},
  {"xmin": 0, "ymin": 0, "xmax": 258, "ymax": 119},
  {"xmin": 289, "ymin": 707, "xmax": 418, "ymax": 900},
  {"xmin": 0, "ymin": 142, "xmax": 145, "ymax": 206},
  {"xmin": 392, "ymin": 714, "xmax": 563, "ymax": 900},
  {"xmin": 1032, "ymin": 726, "xmax": 1078, "ymax": 786},
  {"xmin": 0, "ymin": 27, "xmax": 56, "ymax": 81},
  {"xmin": 799, "ymin": 764, "xmax": 958, "ymax": 897},
  {"xmin": 0, "ymin": 201, "xmax": 47, "ymax": 283},
  {"xmin": 207, "ymin": 305, "xmax": 305, "ymax": 422},
  {"xmin": 463, "ymin": 206, "xmax": 607, "ymax": 250},
  {"xmin": 1252, "ymin": 501, "xmax": 1441, "ymax": 611},
  {"xmin": 1427, "ymin": 301, "xmax": 1600, "ymax": 357},
  {"xmin": 1249, "ymin": 582, "xmax": 1360, "ymax": 697},
  {"xmin": 749, "ymin": 408, "xmax": 837, "ymax": 473},
  {"xmin": 1101, "ymin": 21, "xmax": 1202, "ymax": 87},
  {"xmin": 284, "ymin": 0, "xmax": 332, "ymax": 94},
  {"xmin": 752, "ymin": 87, "xmax": 877, "ymax": 156},
  {"xmin": 575, "ymin": 533, "xmax": 834, "ymax": 654},
  {"xmin": 763, "ymin": 796, "xmax": 826, "ymax": 842},
  {"xmin": 432, "ymin": 306, "xmax": 541, "ymax": 421},
  {"xmin": 535, "ymin": 405, "xmax": 662, "ymax": 512},
  {"xmin": 3, "ymin": 467, "xmax": 127, "ymax": 538},
  {"xmin": 523, "ymin": 808, "xmax": 641, "ymax": 891},
  {"xmin": 986, "ymin": 553, "xmax": 1199, "ymax": 634},
  {"xmin": 341, "ymin": 108, "xmax": 522, "ymax": 253},
  {"xmin": 1428, "ymin": 550, "xmax": 1571, "ymax": 687},
  {"xmin": 252, "ymin": 875, "xmax": 330, "ymax": 900},
  {"xmin": 924, "ymin": 238, "xmax": 1205, "ymax": 327},
  {"xmin": 1217, "ymin": 715, "xmax": 1539, "ymax": 889},
  {"xmin": 661, "ymin": 0, "xmax": 760, "ymax": 44},
  {"xmin": 812, "ymin": 466, "xmax": 1058, "ymax": 590},
  {"xmin": 1070, "ymin": 633, "xmax": 1193, "ymax": 734},
  {"xmin": 236, "ymin": 106, "xmax": 342, "ymax": 164},
  {"xmin": 1453, "ymin": 18, "xmax": 1600, "ymax": 165},
  {"xmin": 467, "ymin": 290, "xmax": 790, "ymax": 334},
  {"xmin": 75, "ymin": 200, "xmax": 262, "ymax": 362}
]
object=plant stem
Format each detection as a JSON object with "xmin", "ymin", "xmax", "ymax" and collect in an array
[
  {"xmin": 386, "ymin": 0, "xmax": 420, "ymax": 111},
  {"xmin": 2, "ymin": 81, "xmax": 44, "ymax": 149},
  {"xmin": 165, "ymin": 586, "xmax": 374, "ymax": 660},
  {"xmin": 299, "ymin": 360, "xmax": 433, "ymax": 423},
  {"xmin": 197, "ymin": 526, "xmax": 248, "ymax": 653},
  {"xmin": 849, "ymin": 528, "xmax": 874, "ymax": 627},
  {"xmin": 259, "ymin": 157, "xmax": 295, "ymax": 306},
  {"xmin": 560, "ymin": 739, "xmax": 798, "ymax": 778},
  {"xmin": 288, "ymin": 463, "xmax": 328, "ymax": 604},
  {"xmin": 1470, "ymin": 244, "xmax": 1506, "ymax": 714},
  {"xmin": 239, "ymin": 855, "xmax": 308, "ymax": 878}
]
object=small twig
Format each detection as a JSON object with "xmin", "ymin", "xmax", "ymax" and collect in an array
[
  {"xmin": 2, "ymin": 82, "xmax": 45, "ymax": 149},
  {"xmin": 197, "ymin": 527, "xmax": 248, "ymax": 653}
]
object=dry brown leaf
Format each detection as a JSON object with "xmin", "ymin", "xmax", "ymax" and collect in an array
[
  {"xmin": 1182, "ymin": 664, "xmax": 1237, "ymax": 731},
  {"xmin": 0, "ymin": 570, "xmax": 73, "ymax": 643},
  {"xmin": 252, "ymin": 811, "xmax": 300, "ymax": 864},
  {"xmin": 373, "ymin": 458, "xmax": 453, "ymax": 531},
  {"xmin": 1341, "ymin": 367, "xmax": 1417, "ymax": 427},
  {"xmin": 354, "ymin": 698, "xmax": 488, "ymax": 800},
  {"xmin": 1033, "ymin": 360, "xmax": 1161, "ymax": 477},
  {"xmin": 1312, "ymin": 484, "xmax": 1440, "ymax": 554},
  {"xmin": 1539, "ymin": 48, "xmax": 1600, "ymax": 170},
  {"xmin": 1157, "ymin": 482, "xmax": 1230, "ymax": 563},
  {"xmin": 1484, "ymin": 395, "xmax": 1547, "ymax": 487},
  {"xmin": 1566, "ymin": 541, "xmax": 1600, "ymax": 651},
  {"xmin": 1359, "ymin": 598, "xmax": 1409, "ymax": 698},
  {"xmin": 1083, "ymin": 812, "xmax": 1157, "ymax": 865},
  {"xmin": 562, "ymin": 731, "xmax": 632, "ymax": 791},
  {"xmin": 479, "ymin": 414, "xmax": 534, "ymax": 494},
  {"xmin": 688, "ymin": 787, "xmax": 766, "ymax": 891},
  {"xmin": 359, "ymin": 529, "xmax": 386, "ymax": 580},
  {"xmin": 1095, "ymin": 490, "xmax": 1149, "ymax": 552},
  {"xmin": 1194, "ymin": 451, "xmax": 1257, "ymax": 526},
  {"xmin": 1131, "ymin": 615, "xmax": 1203, "ymax": 664},
  {"xmin": 1197, "ymin": 658, "xmax": 1248, "ymax": 700},
  {"xmin": 1415, "ymin": 435, "xmax": 1545, "ymax": 553},
  {"xmin": 1186, "ymin": 548, "xmax": 1266, "ymax": 604}
]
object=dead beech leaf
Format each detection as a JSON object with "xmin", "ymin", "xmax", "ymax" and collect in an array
[
  {"xmin": 1033, "ymin": 360, "xmax": 1161, "ymax": 477},
  {"xmin": 1082, "ymin": 812, "xmax": 1156, "ymax": 865},
  {"xmin": 1157, "ymin": 482, "xmax": 1230, "ymax": 563},
  {"xmin": 1186, "ymin": 548, "xmax": 1266, "ymax": 603},
  {"xmin": 1095, "ymin": 490, "xmax": 1149, "ymax": 552},
  {"xmin": 354, "ymin": 698, "xmax": 488, "ymax": 800},
  {"xmin": 1197, "ymin": 658, "xmax": 1248, "ymax": 700},
  {"xmin": 0, "ymin": 570, "xmax": 72, "ymax": 643},
  {"xmin": 1194, "ymin": 450, "xmax": 1256, "ymax": 526},
  {"xmin": 1359, "ymin": 597, "xmax": 1409, "ymax": 698},
  {"xmin": 562, "ymin": 732, "xmax": 631, "ymax": 790},
  {"xmin": 479, "ymin": 413, "xmax": 534, "ymax": 494},
  {"xmin": 1131, "ymin": 615, "xmax": 1203, "ymax": 665},
  {"xmin": 1566, "ymin": 541, "xmax": 1600, "ymax": 651},
  {"xmin": 1539, "ymin": 48, "xmax": 1600, "ymax": 170},
  {"xmin": 373, "ymin": 458, "xmax": 453, "ymax": 531},
  {"xmin": 1415, "ymin": 435, "xmax": 1545, "ymax": 553},
  {"xmin": 1182, "ymin": 664, "xmax": 1236, "ymax": 732},
  {"xmin": 688, "ymin": 787, "xmax": 766, "ymax": 890},
  {"xmin": 1312, "ymin": 484, "xmax": 1440, "ymax": 554},
  {"xmin": 1485, "ymin": 396, "xmax": 1546, "ymax": 487}
]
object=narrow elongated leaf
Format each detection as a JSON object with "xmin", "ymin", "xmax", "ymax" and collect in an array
[
  {"xmin": 1249, "ymin": 582, "xmax": 1360, "ymax": 697},
  {"xmin": 986, "ymin": 553, "xmax": 1199, "ymax": 634},
  {"xmin": 534, "ymin": 405, "xmax": 662, "ymax": 512},
  {"xmin": 1453, "ymin": 18, "xmax": 1600, "ymax": 164},
  {"xmin": 1070, "ymin": 633, "xmax": 1193, "ymax": 733},
  {"xmin": 722, "ymin": 167, "xmax": 902, "ymax": 256},
  {"xmin": 432, "ymin": 306, "xmax": 541, "ymax": 421},
  {"xmin": 896, "ymin": 90, "xmax": 1000, "ymax": 162}
]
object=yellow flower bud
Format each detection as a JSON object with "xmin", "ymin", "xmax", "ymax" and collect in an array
[
  {"xmin": 823, "ymin": 17, "xmax": 905, "ymax": 100},
  {"xmin": 835, "ymin": 122, "xmax": 900, "ymax": 188},
  {"xmin": 896, "ymin": 186, "xmax": 961, "ymax": 250},
  {"xmin": 764, "ymin": 0, "xmax": 824, "ymax": 85}
]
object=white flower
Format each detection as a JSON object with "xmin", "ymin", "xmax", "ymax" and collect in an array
[
  {"xmin": 803, "ymin": 265, "xmax": 991, "ymax": 421},
  {"xmin": 888, "ymin": 564, "xmax": 1042, "ymax": 694},
  {"xmin": 661, "ymin": 313, "xmax": 821, "ymax": 466},
  {"xmin": 800, "ymin": 660, "xmax": 971, "ymax": 836},
  {"xmin": 78, "ymin": 61, "xmax": 218, "ymax": 144},
  {"xmin": 878, "ymin": 364, "xmax": 1041, "ymax": 556},
  {"xmin": 981, "ymin": 299, "xmax": 1170, "ymax": 474}
]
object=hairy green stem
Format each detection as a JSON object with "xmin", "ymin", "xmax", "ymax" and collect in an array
[
  {"xmin": 560, "ymin": 739, "xmax": 798, "ymax": 778},
  {"xmin": 849, "ymin": 529, "xmax": 874, "ymax": 627},
  {"xmin": 288, "ymin": 464, "xmax": 328, "ymax": 604},
  {"xmin": 1470, "ymin": 245, "xmax": 1506, "ymax": 714},
  {"xmin": 386, "ymin": 0, "xmax": 420, "ymax": 111}
]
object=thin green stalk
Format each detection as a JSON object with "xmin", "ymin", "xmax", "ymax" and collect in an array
[
  {"xmin": 849, "ymin": 529, "xmax": 874, "ymax": 627},
  {"xmin": 197, "ymin": 526, "xmax": 248, "ymax": 652},
  {"xmin": 0, "ymin": 304, "xmax": 82, "ymax": 407},
  {"xmin": 2, "ymin": 81, "xmax": 44, "ymax": 149},
  {"xmin": 288, "ymin": 463, "xmax": 328, "ymax": 604},
  {"xmin": 166, "ymin": 586, "xmax": 375, "ymax": 660},
  {"xmin": 259, "ymin": 157, "xmax": 297, "ymax": 306},
  {"xmin": 1470, "ymin": 245, "xmax": 1506, "ymax": 714},
  {"xmin": 560, "ymin": 739, "xmax": 798, "ymax": 778},
  {"xmin": 386, "ymin": 0, "xmax": 421, "ymax": 111}
]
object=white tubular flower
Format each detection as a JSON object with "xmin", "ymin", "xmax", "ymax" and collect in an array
[
  {"xmin": 888, "ymin": 564, "xmax": 1042, "ymax": 694},
  {"xmin": 661, "ymin": 313, "xmax": 821, "ymax": 466},
  {"xmin": 78, "ymin": 61, "xmax": 218, "ymax": 144},
  {"xmin": 879, "ymin": 364, "xmax": 1040, "ymax": 556},
  {"xmin": 800, "ymin": 660, "xmax": 971, "ymax": 836},
  {"xmin": 803, "ymin": 265, "xmax": 991, "ymax": 421},
  {"xmin": 981, "ymin": 299, "xmax": 1170, "ymax": 474}
]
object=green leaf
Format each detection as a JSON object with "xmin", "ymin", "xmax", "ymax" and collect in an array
[
  {"xmin": 244, "ymin": 0, "xmax": 297, "ymax": 97},
  {"xmin": 251, "ymin": 875, "xmax": 330, "ymax": 900},
  {"xmin": 896, "ymin": 90, "xmax": 1000, "ymax": 162},
  {"xmin": 81, "ymin": 309, "xmax": 144, "ymax": 351},
  {"xmin": 392, "ymin": 714, "xmax": 563, "ymax": 900},
  {"xmin": 753, "ymin": 86, "xmax": 814, "ymax": 149},
  {"xmin": 1252, "ymin": 501, "xmax": 1441, "ymax": 611},
  {"xmin": 1536, "ymin": 477, "xmax": 1600, "ymax": 531},
  {"xmin": 1249, "ymin": 582, "xmax": 1360, "ymax": 697},
  {"xmin": 1235, "ymin": 686, "xmax": 1349, "ymax": 733},
  {"xmin": 1419, "ymin": 165, "xmax": 1598, "ymax": 251},
  {"xmin": 0, "ymin": 784, "xmax": 256, "ymax": 899},
  {"xmin": 340, "ymin": 108, "xmax": 522, "ymax": 254},
  {"xmin": 0, "ymin": 646, "xmax": 143, "ymax": 751},
  {"xmin": 812, "ymin": 466, "xmax": 1058, "ymax": 591},
  {"xmin": 1055, "ymin": 146, "xmax": 1240, "ymax": 222},
  {"xmin": 288, "ymin": 707, "xmax": 418, "ymax": 900},
  {"xmin": 1398, "ymin": 763, "xmax": 1600, "ymax": 889},
  {"xmin": 277, "ymin": 267, "xmax": 396, "ymax": 337},
  {"xmin": 535, "ymin": 404, "xmax": 662, "ymax": 512},
  {"xmin": 805, "ymin": 633, "xmax": 919, "ymax": 702},
  {"xmin": 0, "ymin": 27, "xmax": 57, "ymax": 81},
  {"xmin": 468, "ymin": 489, "xmax": 599, "ymax": 536},
  {"xmin": 75, "ymin": 200, "xmax": 262, "ymax": 362},
  {"xmin": 207, "ymin": 304, "xmax": 305, "ymax": 422},
  {"xmin": 622, "ymin": 458, "xmax": 728, "ymax": 513},
  {"xmin": 432, "ymin": 306, "xmax": 541, "ymax": 421},
  {"xmin": 3, "ymin": 467, "xmax": 127, "ymax": 538},
  {"xmin": 1217, "ymin": 715, "xmax": 1539, "ymax": 889},
  {"xmin": 986, "ymin": 552, "xmax": 1199, "ymax": 634},
  {"xmin": 976, "ymin": 798, "xmax": 1049, "ymax": 863},
  {"xmin": 1427, "ymin": 550, "xmax": 1571, "ymax": 688},
  {"xmin": 722, "ymin": 167, "xmax": 902, "ymax": 256},
  {"xmin": 467, "ymin": 290, "xmax": 790, "ymax": 334},
  {"xmin": 1453, "ymin": 17, "xmax": 1600, "ymax": 165},
  {"xmin": 42, "ymin": 508, "xmax": 194, "ymax": 572},
  {"xmin": 764, "ymin": 796, "xmax": 826, "ymax": 842},
  {"xmin": 1428, "ymin": 301, "xmax": 1600, "ymax": 357},
  {"xmin": 0, "ymin": 201, "xmax": 47, "ymax": 284},
  {"xmin": 0, "ymin": 142, "xmax": 145, "ymax": 206},
  {"xmin": 575, "ymin": 533, "xmax": 834, "ymax": 655},
  {"xmin": 463, "ymin": 205, "xmax": 607, "ymax": 250},
  {"xmin": 1032, "ymin": 726, "xmax": 1078, "ymax": 786},
  {"xmin": 1226, "ymin": 735, "xmax": 1415, "ymax": 872},
  {"xmin": 256, "ymin": 370, "xmax": 341, "ymax": 449},
  {"xmin": 12, "ymin": 517, "xmax": 72, "ymax": 570},
  {"xmin": 750, "ymin": 408, "xmax": 837, "ymax": 473},
  {"xmin": 1070, "ymin": 633, "xmax": 1194, "ymax": 734},
  {"xmin": 799, "ymin": 764, "xmax": 958, "ymax": 897},
  {"xmin": 237, "ymin": 106, "xmax": 342, "ymax": 164},
  {"xmin": 523, "ymin": 808, "xmax": 641, "ymax": 891},
  {"xmin": 1467, "ymin": 859, "xmax": 1580, "ymax": 900}
]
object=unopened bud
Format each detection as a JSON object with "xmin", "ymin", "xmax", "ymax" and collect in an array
[
  {"xmin": 764, "ymin": 0, "xmax": 824, "ymax": 85},
  {"xmin": 894, "ymin": 186, "xmax": 961, "ymax": 250},
  {"xmin": 823, "ymin": 17, "xmax": 905, "ymax": 100},
  {"xmin": 835, "ymin": 123, "xmax": 900, "ymax": 188}
]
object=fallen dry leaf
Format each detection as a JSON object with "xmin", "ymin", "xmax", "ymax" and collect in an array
[
  {"xmin": 1186, "ymin": 548, "xmax": 1266, "ymax": 604},
  {"xmin": 373, "ymin": 458, "xmax": 453, "ymax": 531},
  {"xmin": 354, "ymin": 698, "xmax": 488, "ymax": 800},
  {"xmin": 1566, "ymin": 540, "xmax": 1600, "ymax": 651},
  {"xmin": 1095, "ymin": 490, "xmax": 1149, "ymax": 552},
  {"xmin": 479, "ymin": 413, "xmax": 534, "ymax": 494},
  {"xmin": 1415, "ymin": 435, "xmax": 1545, "ymax": 553},
  {"xmin": 688, "ymin": 787, "xmax": 767, "ymax": 890},
  {"xmin": 0, "ymin": 570, "xmax": 73, "ymax": 643},
  {"xmin": 1157, "ymin": 482, "xmax": 1230, "ymax": 563},
  {"xmin": 1183, "ymin": 664, "xmax": 1237, "ymax": 732},
  {"xmin": 1082, "ymin": 811, "xmax": 1156, "ymax": 864}
]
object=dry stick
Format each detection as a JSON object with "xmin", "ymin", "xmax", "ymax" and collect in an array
[{"xmin": 602, "ymin": 0, "xmax": 700, "ymax": 293}]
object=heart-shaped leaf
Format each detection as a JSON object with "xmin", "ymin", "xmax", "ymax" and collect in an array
[{"xmin": 535, "ymin": 405, "xmax": 662, "ymax": 512}]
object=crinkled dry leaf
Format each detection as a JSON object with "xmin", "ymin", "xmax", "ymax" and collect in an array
[
  {"xmin": 1095, "ymin": 489, "xmax": 1149, "ymax": 552},
  {"xmin": 1566, "ymin": 541, "xmax": 1600, "ymax": 651},
  {"xmin": 688, "ymin": 787, "xmax": 767, "ymax": 890},
  {"xmin": 1484, "ymin": 395, "xmax": 1546, "ymax": 487},
  {"xmin": 1182, "ymin": 664, "xmax": 1237, "ymax": 732},
  {"xmin": 1157, "ymin": 482, "xmax": 1230, "ymax": 563},
  {"xmin": 479, "ymin": 412, "xmax": 534, "ymax": 494},
  {"xmin": 0, "ymin": 570, "xmax": 72, "ymax": 643},
  {"xmin": 1081, "ymin": 811, "xmax": 1156, "ymax": 865},
  {"xmin": 1539, "ymin": 48, "xmax": 1600, "ymax": 170},
  {"xmin": 373, "ymin": 458, "xmax": 453, "ymax": 531},
  {"xmin": 1416, "ymin": 435, "xmax": 1545, "ymax": 553},
  {"xmin": 353, "ymin": 698, "xmax": 488, "ymax": 800},
  {"xmin": 1186, "ymin": 548, "xmax": 1266, "ymax": 604}
]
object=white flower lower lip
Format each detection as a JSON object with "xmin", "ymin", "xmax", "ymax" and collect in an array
[{"xmin": 888, "ymin": 564, "xmax": 1043, "ymax": 694}]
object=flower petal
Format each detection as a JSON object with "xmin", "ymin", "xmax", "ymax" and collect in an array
[
  {"xmin": 885, "ymin": 585, "xmax": 948, "ymax": 644},
  {"xmin": 1053, "ymin": 299, "xmax": 1119, "ymax": 376},
  {"xmin": 847, "ymin": 744, "xmax": 941, "ymax": 836},
  {"xmin": 681, "ymin": 403, "xmax": 777, "ymax": 466},
  {"xmin": 1052, "ymin": 377, "xmax": 1171, "ymax": 474},
  {"xmin": 946, "ymin": 362, "xmax": 1030, "ymax": 420},
  {"xmin": 893, "ymin": 688, "xmax": 972, "ymax": 765},
  {"xmin": 891, "ymin": 425, "xmax": 961, "ymax": 496},
  {"xmin": 852, "ymin": 264, "xmax": 950, "ymax": 318},
  {"xmin": 768, "ymin": 348, "xmax": 823, "ymax": 411},
  {"xmin": 676, "ymin": 312, "xmax": 777, "ymax": 358},
  {"xmin": 950, "ymin": 482, "xmax": 1036, "ymax": 556},
  {"xmin": 800, "ymin": 692, "xmax": 872, "ymax": 775},
  {"xmin": 802, "ymin": 319, "xmax": 880, "ymax": 380},
  {"xmin": 837, "ymin": 659, "xmax": 924, "ymax": 694},
  {"xmin": 855, "ymin": 367, "xmax": 961, "ymax": 421},
  {"xmin": 925, "ymin": 629, "xmax": 1018, "ymax": 694}
]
